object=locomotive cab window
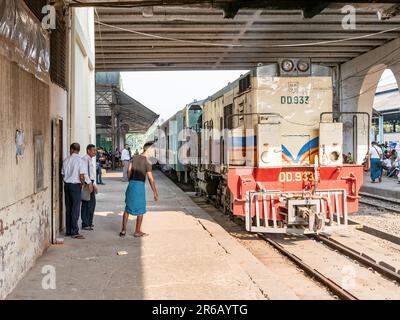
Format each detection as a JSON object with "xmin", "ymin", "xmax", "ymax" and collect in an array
[{"xmin": 239, "ymin": 74, "xmax": 251, "ymax": 94}]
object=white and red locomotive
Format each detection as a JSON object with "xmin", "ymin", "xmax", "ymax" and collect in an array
[{"xmin": 155, "ymin": 60, "xmax": 366, "ymax": 234}]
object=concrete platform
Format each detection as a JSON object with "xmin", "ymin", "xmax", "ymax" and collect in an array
[
  {"xmin": 7, "ymin": 171, "xmax": 302, "ymax": 300},
  {"xmin": 361, "ymin": 172, "xmax": 400, "ymax": 199}
]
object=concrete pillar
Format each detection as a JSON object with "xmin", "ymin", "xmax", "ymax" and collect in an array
[
  {"xmin": 340, "ymin": 38, "xmax": 400, "ymax": 164},
  {"xmin": 379, "ymin": 115, "xmax": 384, "ymax": 144},
  {"xmin": 111, "ymin": 104, "xmax": 116, "ymax": 170},
  {"xmin": 390, "ymin": 61, "xmax": 400, "ymax": 90}
]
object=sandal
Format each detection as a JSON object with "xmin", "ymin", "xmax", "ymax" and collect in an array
[
  {"xmin": 119, "ymin": 231, "xmax": 126, "ymax": 237},
  {"xmin": 134, "ymin": 232, "xmax": 149, "ymax": 238},
  {"xmin": 72, "ymin": 234, "xmax": 85, "ymax": 239}
]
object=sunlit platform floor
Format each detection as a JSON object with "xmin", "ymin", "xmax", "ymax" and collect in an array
[
  {"xmin": 361, "ymin": 171, "xmax": 400, "ymax": 200},
  {"xmin": 7, "ymin": 171, "xmax": 299, "ymax": 300}
]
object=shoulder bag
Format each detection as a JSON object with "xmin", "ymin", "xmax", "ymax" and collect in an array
[{"xmin": 81, "ymin": 159, "xmax": 91, "ymax": 202}]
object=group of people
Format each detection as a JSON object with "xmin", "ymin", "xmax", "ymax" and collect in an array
[
  {"xmin": 62, "ymin": 143, "xmax": 98, "ymax": 239},
  {"xmin": 62, "ymin": 142, "xmax": 159, "ymax": 240},
  {"xmin": 367, "ymin": 141, "xmax": 400, "ymax": 184}
]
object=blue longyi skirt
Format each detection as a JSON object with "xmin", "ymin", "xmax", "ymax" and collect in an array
[
  {"xmin": 125, "ymin": 180, "xmax": 146, "ymax": 215},
  {"xmin": 370, "ymin": 158, "xmax": 382, "ymax": 182}
]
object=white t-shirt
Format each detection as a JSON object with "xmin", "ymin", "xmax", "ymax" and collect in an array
[
  {"xmin": 121, "ymin": 149, "xmax": 131, "ymax": 161},
  {"xmin": 369, "ymin": 146, "xmax": 383, "ymax": 159},
  {"xmin": 383, "ymin": 159, "xmax": 392, "ymax": 167},
  {"xmin": 62, "ymin": 153, "xmax": 86, "ymax": 184}
]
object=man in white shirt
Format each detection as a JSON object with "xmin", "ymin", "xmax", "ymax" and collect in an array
[
  {"xmin": 61, "ymin": 143, "xmax": 86, "ymax": 239},
  {"xmin": 121, "ymin": 144, "xmax": 131, "ymax": 182},
  {"xmin": 81, "ymin": 144, "xmax": 98, "ymax": 231}
]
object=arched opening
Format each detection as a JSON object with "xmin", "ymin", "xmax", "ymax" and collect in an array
[
  {"xmin": 346, "ymin": 64, "xmax": 388, "ymax": 164},
  {"xmin": 371, "ymin": 69, "xmax": 400, "ymax": 145}
]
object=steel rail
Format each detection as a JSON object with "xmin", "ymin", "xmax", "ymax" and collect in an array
[
  {"xmin": 360, "ymin": 191, "xmax": 400, "ymax": 208},
  {"xmin": 359, "ymin": 198, "xmax": 400, "ymax": 214},
  {"xmin": 359, "ymin": 192, "xmax": 400, "ymax": 213},
  {"xmin": 258, "ymin": 234, "xmax": 358, "ymax": 301},
  {"xmin": 348, "ymin": 218, "xmax": 400, "ymax": 246},
  {"xmin": 310, "ymin": 234, "xmax": 400, "ymax": 284}
]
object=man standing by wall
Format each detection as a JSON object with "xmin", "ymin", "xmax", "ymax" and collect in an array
[
  {"xmin": 121, "ymin": 144, "xmax": 131, "ymax": 182},
  {"xmin": 62, "ymin": 143, "xmax": 86, "ymax": 239},
  {"xmin": 82, "ymin": 144, "xmax": 98, "ymax": 231}
]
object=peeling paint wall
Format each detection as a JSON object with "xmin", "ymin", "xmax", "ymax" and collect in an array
[
  {"xmin": 0, "ymin": 53, "xmax": 52, "ymax": 299},
  {"xmin": 0, "ymin": 191, "xmax": 51, "ymax": 299}
]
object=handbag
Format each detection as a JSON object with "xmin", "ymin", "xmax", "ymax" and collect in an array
[
  {"xmin": 81, "ymin": 159, "xmax": 91, "ymax": 202},
  {"xmin": 81, "ymin": 184, "xmax": 91, "ymax": 202}
]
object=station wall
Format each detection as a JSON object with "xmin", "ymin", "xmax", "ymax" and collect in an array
[
  {"xmin": 0, "ymin": 5, "xmax": 96, "ymax": 300},
  {"xmin": 0, "ymin": 55, "xmax": 52, "ymax": 299}
]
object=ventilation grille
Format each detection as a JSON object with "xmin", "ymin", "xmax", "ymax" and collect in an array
[{"xmin": 24, "ymin": 0, "xmax": 67, "ymax": 89}]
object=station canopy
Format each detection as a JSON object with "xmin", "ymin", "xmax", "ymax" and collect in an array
[
  {"xmin": 96, "ymin": 83, "xmax": 159, "ymax": 133},
  {"xmin": 67, "ymin": 1, "xmax": 400, "ymax": 71}
]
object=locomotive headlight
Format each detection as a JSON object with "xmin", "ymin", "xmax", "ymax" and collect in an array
[
  {"xmin": 329, "ymin": 151, "xmax": 340, "ymax": 162},
  {"xmin": 261, "ymin": 151, "xmax": 269, "ymax": 163},
  {"xmin": 281, "ymin": 59, "xmax": 294, "ymax": 72},
  {"xmin": 297, "ymin": 59, "xmax": 310, "ymax": 72}
]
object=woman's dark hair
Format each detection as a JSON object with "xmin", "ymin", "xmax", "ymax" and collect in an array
[{"xmin": 143, "ymin": 142, "xmax": 154, "ymax": 152}]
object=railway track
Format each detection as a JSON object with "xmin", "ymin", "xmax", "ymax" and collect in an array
[
  {"xmin": 359, "ymin": 191, "xmax": 400, "ymax": 213},
  {"xmin": 170, "ymin": 175, "xmax": 400, "ymax": 299},
  {"xmin": 191, "ymin": 193, "xmax": 400, "ymax": 299},
  {"xmin": 258, "ymin": 232, "xmax": 400, "ymax": 300},
  {"xmin": 197, "ymin": 201, "xmax": 400, "ymax": 300},
  {"xmin": 258, "ymin": 234, "xmax": 358, "ymax": 300}
]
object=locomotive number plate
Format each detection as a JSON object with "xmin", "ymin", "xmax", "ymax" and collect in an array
[
  {"xmin": 279, "ymin": 171, "xmax": 315, "ymax": 183},
  {"xmin": 280, "ymin": 96, "xmax": 309, "ymax": 104}
]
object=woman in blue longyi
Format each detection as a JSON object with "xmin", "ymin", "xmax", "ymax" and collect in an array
[
  {"xmin": 119, "ymin": 142, "xmax": 158, "ymax": 238},
  {"xmin": 369, "ymin": 141, "xmax": 383, "ymax": 183}
]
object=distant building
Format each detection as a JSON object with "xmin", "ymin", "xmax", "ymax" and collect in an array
[
  {"xmin": 372, "ymin": 82, "xmax": 400, "ymax": 143},
  {"xmin": 95, "ymin": 72, "xmax": 159, "ymax": 154}
]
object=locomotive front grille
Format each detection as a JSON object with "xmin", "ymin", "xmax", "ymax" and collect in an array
[{"xmin": 245, "ymin": 190, "xmax": 348, "ymax": 234}]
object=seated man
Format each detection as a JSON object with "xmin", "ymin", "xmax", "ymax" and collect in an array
[
  {"xmin": 382, "ymin": 157, "xmax": 393, "ymax": 175},
  {"xmin": 346, "ymin": 152, "xmax": 353, "ymax": 164}
]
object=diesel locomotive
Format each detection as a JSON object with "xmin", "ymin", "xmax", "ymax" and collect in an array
[{"xmin": 155, "ymin": 59, "xmax": 365, "ymax": 234}]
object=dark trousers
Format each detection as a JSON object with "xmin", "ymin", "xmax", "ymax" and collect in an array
[
  {"xmin": 96, "ymin": 163, "xmax": 103, "ymax": 184},
  {"xmin": 81, "ymin": 181, "xmax": 96, "ymax": 228},
  {"xmin": 64, "ymin": 183, "xmax": 82, "ymax": 236}
]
